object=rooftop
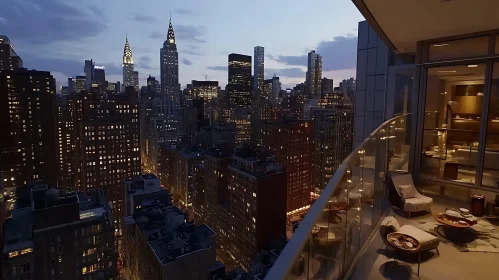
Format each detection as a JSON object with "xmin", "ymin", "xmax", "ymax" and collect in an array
[
  {"xmin": 3, "ymin": 182, "xmax": 110, "ymax": 254},
  {"xmin": 130, "ymin": 198, "xmax": 216, "ymax": 265}
]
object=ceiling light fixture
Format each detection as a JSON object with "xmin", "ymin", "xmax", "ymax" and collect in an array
[
  {"xmin": 433, "ymin": 43, "xmax": 450, "ymax": 47},
  {"xmin": 437, "ymin": 70, "xmax": 456, "ymax": 73},
  {"xmin": 468, "ymin": 65, "xmax": 479, "ymax": 68}
]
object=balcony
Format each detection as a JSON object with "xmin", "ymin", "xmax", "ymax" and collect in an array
[{"xmin": 265, "ymin": 114, "xmax": 499, "ymax": 279}]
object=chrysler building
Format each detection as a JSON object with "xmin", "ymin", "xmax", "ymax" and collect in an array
[{"xmin": 122, "ymin": 35, "xmax": 135, "ymax": 92}]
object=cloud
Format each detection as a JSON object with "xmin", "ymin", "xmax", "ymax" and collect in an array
[
  {"xmin": 207, "ymin": 66, "xmax": 227, "ymax": 71},
  {"xmin": 268, "ymin": 35, "xmax": 357, "ymax": 71},
  {"xmin": 265, "ymin": 68, "xmax": 305, "ymax": 79},
  {"xmin": 89, "ymin": 6, "xmax": 104, "ymax": 17},
  {"xmin": 133, "ymin": 13, "xmax": 157, "ymax": 23},
  {"xmin": 22, "ymin": 54, "xmax": 84, "ymax": 77},
  {"xmin": 0, "ymin": 16, "xmax": 6, "ymax": 24},
  {"xmin": 175, "ymin": 25, "xmax": 206, "ymax": 43},
  {"xmin": 138, "ymin": 56, "xmax": 154, "ymax": 70},
  {"xmin": 175, "ymin": 9, "xmax": 194, "ymax": 15},
  {"xmin": 188, "ymin": 45, "xmax": 200, "ymax": 50},
  {"xmin": 0, "ymin": 0, "xmax": 106, "ymax": 45},
  {"xmin": 182, "ymin": 50, "xmax": 202, "ymax": 56},
  {"xmin": 21, "ymin": 52, "xmax": 124, "ymax": 84},
  {"xmin": 149, "ymin": 32, "xmax": 163, "ymax": 39},
  {"xmin": 182, "ymin": 58, "xmax": 192, "ymax": 66},
  {"xmin": 150, "ymin": 25, "xmax": 205, "ymax": 43},
  {"xmin": 267, "ymin": 54, "xmax": 305, "ymax": 67},
  {"xmin": 100, "ymin": 63, "xmax": 122, "ymax": 75}
]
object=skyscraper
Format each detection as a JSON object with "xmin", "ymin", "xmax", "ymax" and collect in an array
[
  {"xmin": 133, "ymin": 70, "xmax": 139, "ymax": 93},
  {"xmin": 192, "ymin": 80, "xmax": 219, "ymax": 101},
  {"xmin": 146, "ymin": 75, "xmax": 160, "ymax": 95},
  {"xmin": 321, "ymin": 77, "xmax": 334, "ymax": 97},
  {"xmin": 192, "ymin": 80, "xmax": 219, "ymax": 125},
  {"xmin": 263, "ymin": 119, "xmax": 314, "ymax": 212},
  {"xmin": 227, "ymin": 53, "xmax": 252, "ymax": 107},
  {"xmin": 73, "ymin": 75, "xmax": 86, "ymax": 93},
  {"xmin": 0, "ymin": 69, "xmax": 58, "ymax": 189},
  {"xmin": 0, "ymin": 35, "xmax": 23, "ymax": 71},
  {"xmin": 122, "ymin": 36, "xmax": 135, "ymax": 91},
  {"xmin": 93, "ymin": 65, "xmax": 106, "ymax": 92},
  {"xmin": 68, "ymin": 77, "xmax": 73, "ymax": 92},
  {"xmin": 160, "ymin": 18, "xmax": 180, "ymax": 107},
  {"xmin": 340, "ymin": 77, "xmax": 356, "ymax": 96},
  {"xmin": 312, "ymin": 95, "xmax": 353, "ymax": 191},
  {"xmin": 306, "ymin": 50, "xmax": 322, "ymax": 99},
  {"xmin": 227, "ymin": 147, "xmax": 286, "ymax": 269},
  {"xmin": 84, "ymin": 59, "xmax": 94, "ymax": 90},
  {"xmin": 63, "ymin": 90, "xmax": 141, "ymax": 232},
  {"xmin": 253, "ymin": 46, "xmax": 264, "ymax": 93}
]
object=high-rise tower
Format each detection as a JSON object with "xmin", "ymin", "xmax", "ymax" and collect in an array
[
  {"xmin": 254, "ymin": 46, "xmax": 264, "ymax": 93},
  {"xmin": 160, "ymin": 17, "xmax": 180, "ymax": 108},
  {"xmin": 123, "ymin": 35, "xmax": 135, "ymax": 92},
  {"xmin": 306, "ymin": 50, "xmax": 322, "ymax": 99},
  {"xmin": 227, "ymin": 53, "xmax": 252, "ymax": 107}
]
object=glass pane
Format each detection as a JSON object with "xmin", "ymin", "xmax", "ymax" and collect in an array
[
  {"xmin": 394, "ymin": 69, "xmax": 414, "ymax": 117},
  {"xmin": 303, "ymin": 174, "xmax": 348, "ymax": 279},
  {"xmin": 420, "ymin": 64, "xmax": 486, "ymax": 185},
  {"xmin": 343, "ymin": 157, "xmax": 361, "ymax": 271},
  {"xmin": 429, "ymin": 36, "xmax": 489, "ymax": 61},
  {"xmin": 358, "ymin": 136, "xmax": 376, "ymax": 243},
  {"xmin": 482, "ymin": 63, "xmax": 499, "ymax": 188}
]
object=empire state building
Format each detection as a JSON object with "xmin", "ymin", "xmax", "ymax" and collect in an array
[
  {"xmin": 122, "ymin": 36, "xmax": 135, "ymax": 91},
  {"xmin": 160, "ymin": 18, "xmax": 180, "ymax": 108}
]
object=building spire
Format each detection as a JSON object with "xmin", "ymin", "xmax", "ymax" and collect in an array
[
  {"xmin": 167, "ymin": 16, "xmax": 175, "ymax": 44},
  {"xmin": 123, "ymin": 35, "xmax": 133, "ymax": 64}
]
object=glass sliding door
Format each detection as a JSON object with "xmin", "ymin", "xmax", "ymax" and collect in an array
[
  {"xmin": 420, "ymin": 64, "xmax": 486, "ymax": 185},
  {"xmin": 482, "ymin": 63, "xmax": 499, "ymax": 188}
]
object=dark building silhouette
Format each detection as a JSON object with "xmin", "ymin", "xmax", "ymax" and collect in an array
[
  {"xmin": 263, "ymin": 119, "xmax": 314, "ymax": 212},
  {"xmin": 312, "ymin": 95, "xmax": 353, "ymax": 191},
  {"xmin": 227, "ymin": 147, "xmax": 286, "ymax": 270},
  {"xmin": 0, "ymin": 69, "xmax": 58, "ymax": 189},
  {"xmin": 2, "ymin": 181, "xmax": 116, "ymax": 280},
  {"xmin": 58, "ymin": 90, "xmax": 140, "ymax": 232},
  {"xmin": 0, "ymin": 35, "xmax": 23, "ymax": 71}
]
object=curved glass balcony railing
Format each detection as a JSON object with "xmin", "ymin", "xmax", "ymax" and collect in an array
[{"xmin": 265, "ymin": 114, "xmax": 410, "ymax": 280}]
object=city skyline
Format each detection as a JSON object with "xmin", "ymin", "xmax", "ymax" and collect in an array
[{"xmin": 0, "ymin": 0, "xmax": 363, "ymax": 90}]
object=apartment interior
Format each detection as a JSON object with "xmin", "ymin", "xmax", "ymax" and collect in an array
[{"xmin": 421, "ymin": 62, "xmax": 499, "ymax": 189}]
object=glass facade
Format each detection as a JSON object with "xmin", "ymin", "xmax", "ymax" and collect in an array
[
  {"xmin": 428, "ymin": 36, "xmax": 489, "ymax": 61},
  {"xmin": 419, "ymin": 33, "xmax": 499, "ymax": 190},
  {"xmin": 421, "ymin": 64, "xmax": 486, "ymax": 185},
  {"xmin": 482, "ymin": 63, "xmax": 499, "ymax": 187}
]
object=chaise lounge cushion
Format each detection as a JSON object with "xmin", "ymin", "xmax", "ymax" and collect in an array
[
  {"xmin": 400, "ymin": 224, "xmax": 439, "ymax": 251},
  {"xmin": 404, "ymin": 193, "xmax": 433, "ymax": 212}
]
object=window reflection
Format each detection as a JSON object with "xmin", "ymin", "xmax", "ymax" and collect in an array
[
  {"xmin": 429, "ymin": 36, "xmax": 489, "ymax": 61},
  {"xmin": 392, "ymin": 69, "xmax": 414, "ymax": 171},
  {"xmin": 421, "ymin": 64, "xmax": 486, "ymax": 185},
  {"xmin": 482, "ymin": 63, "xmax": 499, "ymax": 188}
]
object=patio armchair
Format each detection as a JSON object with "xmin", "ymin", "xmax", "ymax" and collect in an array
[{"xmin": 387, "ymin": 173, "xmax": 433, "ymax": 218}]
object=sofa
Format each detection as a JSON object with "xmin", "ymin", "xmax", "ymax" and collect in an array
[
  {"xmin": 455, "ymin": 147, "xmax": 499, "ymax": 170},
  {"xmin": 380, "ymin": 216, "xmax": 440, "ymax": 255}
]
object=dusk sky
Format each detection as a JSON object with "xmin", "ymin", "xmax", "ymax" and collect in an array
[{"xmin": 1, "ymin": 0, "xmax": 364, "ymax": 90}]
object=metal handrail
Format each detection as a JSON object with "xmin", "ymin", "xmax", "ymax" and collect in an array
[{"xmin": 265, "ymin": 113, "xmax": 409, "ymax": 280}]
